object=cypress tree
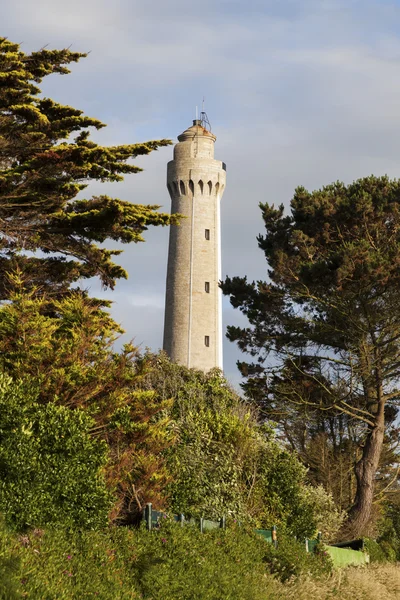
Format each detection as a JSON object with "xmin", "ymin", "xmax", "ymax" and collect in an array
[{"xmin": 0, "ymin": 37, "xmax": 177, "ymax": 296}]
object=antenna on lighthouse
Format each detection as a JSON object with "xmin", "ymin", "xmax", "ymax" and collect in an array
[{"xmin": 200, "ymin": 96, "xmax": 211, "ymax": 131}]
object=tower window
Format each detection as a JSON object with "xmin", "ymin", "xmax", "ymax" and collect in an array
[
  {"xmin": 205, "ymin": 229, "xmax": 210, "ymax": 240},
  {"xmin": 205, "ymin": 282, "xmax": 210, "ymax": 293},
  {"xmin": 204, "ymin": 336, "xmax": 210, "ymax": 347}
]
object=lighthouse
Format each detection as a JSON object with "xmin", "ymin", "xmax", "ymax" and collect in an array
[{"xmin": 163, "ymin": 114, "xmax": 226, "ymax": 371}]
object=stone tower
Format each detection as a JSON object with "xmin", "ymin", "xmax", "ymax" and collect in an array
[{"xmin": 163, "ymin": 116, "xmax": 226, "ymax": 371}]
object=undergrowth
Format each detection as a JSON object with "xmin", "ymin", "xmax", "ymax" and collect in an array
[
  {"xmin": 1, "ymin": 517, "xmax": 399, "ymax": 600},
  {"xmin": 0, "ymin": 517, "xmax": 331, "ymax": 599}
]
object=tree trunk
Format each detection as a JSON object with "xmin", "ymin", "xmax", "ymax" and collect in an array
[{"xmin": 344, "ymin": 398, "xmax": 385, "ymax": 538}]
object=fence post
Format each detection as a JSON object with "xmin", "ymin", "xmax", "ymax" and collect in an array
[
  {"xmin": 317, "ymin": 531, "xmax": 322, "ymax": 543},
  {"xmin": 145, "ymin": 503, "xmax": 152, "ymax": 531},
  {"xmin": 200, "ymin": 517, "xmax": 204, "ymax": 533},
  {"xmin": 220, "ymin": 516, "xmax": 226, "ymax": 529},
  {"xmin": 272, "ymin": 525, "xmax": 277, "ymax": 548},
  {"xmin": 180, "ymin": 514, "xmax": 185, "ymax": 527},
  {"xmin": 305, "ymin": 538, "xmax": 309, "ymax": 553}
]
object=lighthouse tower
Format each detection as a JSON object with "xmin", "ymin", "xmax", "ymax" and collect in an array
[{"xmin": 163, "ymin": 115, "xmax": 226, "ymax": 371}]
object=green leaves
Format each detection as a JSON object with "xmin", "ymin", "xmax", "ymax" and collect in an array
[
  {"xmin": 223, "ymin": 175, "xmax": 400, "ymax": 536},
  {"xmin": 137, "ymin": 355, "xmax": 318, "ymax": 536},
  {"xmin": 0, "ymin": 374, "xmax": 111, "ymax": 530},
  {"xmin": 0, "ymin": 37, "xmax": 177, "ymax": 295}
]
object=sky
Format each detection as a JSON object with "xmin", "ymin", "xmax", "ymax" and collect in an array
[{"xmin": 3, "ymin": 0, "xmax": 400, "ymax": 385}]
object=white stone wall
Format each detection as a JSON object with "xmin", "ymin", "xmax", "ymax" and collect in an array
[{"xmin": 163, "ymin": 123, "xmax": 226, "ymax": 371}]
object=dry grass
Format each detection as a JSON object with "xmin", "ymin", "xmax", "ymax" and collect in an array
[{"xmin": 269, "ymin": 564, "xmax": 400, "ymax": 600}]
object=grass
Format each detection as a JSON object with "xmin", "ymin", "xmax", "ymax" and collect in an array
[{"xmin": 270, "ymin": 564, "xmax": 400, "ymax": 600}]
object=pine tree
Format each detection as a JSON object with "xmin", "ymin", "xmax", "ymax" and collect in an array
[
  {"xmin": 222, "ymin": 175, "xmax": 400, "ymax": 537},
  {"xmin": 0, "ymin": 37, "xmax": 177, "ymax": 296}
]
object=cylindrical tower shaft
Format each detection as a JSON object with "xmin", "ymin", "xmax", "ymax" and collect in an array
[{"xmin": 163, "ymin": 119, "xmax": 226, "ymax": 371}]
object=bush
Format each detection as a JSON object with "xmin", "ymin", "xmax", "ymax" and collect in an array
[
  {"xmin": 263, "ymin": 535, "xmax": 332, "ymax": 582},
  {"xmin": 258, "ymin": 446, "xmax": 318, "ymax": 539},
  {"xmin": 16, "ymin": 527, "xmax": 140, "ymax": 599},
  {"xmin": 3, "ymin": 518, "xmax": 283, "ymax": 600},
  {"xmin": 364, "ymin": 538, "xmax": 387, "ymax": 563},
  {"xmin": 378, "ymin": 540, "xmax": 397, "ymax": 562},
  {"xmin": 0, "ymin": 374, "xmax": 111, "ymax": 530},
  {"xmin": 138, "ymin": 354, "xmax": 321, "ymax": 538},
  {"xmin": 132, "ymin": 520, "xmax": 271, "ymax": 600},
  {"xmin": 299, "ymin": 485, "xmax": 345, "ymax": 542},
  {"xmin": 0, "ymin": 519, "xmax": 19, "ymax": 600}
]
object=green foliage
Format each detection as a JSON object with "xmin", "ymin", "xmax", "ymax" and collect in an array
[
  {"xmin": 0, "ymin": 373, "xmax": 111, "ymax": 529},
  {"xmin": 12, "ymin": 526, "xmax": 141, "ymax": 599},
  {"xmin": 263, "ymin": 535, "xmax": 332, "ymax": 582},
  {"xmin": 222, "ymin": 175, "xmax": 400, "ymax": 536},
  {"xmin": 132, "ymin": 520, "xmax": 271, "ymax": 600},
  {"xmin": 256, "ymin": 443, "xmax": 317, "ymax": 539},
  {"xmin": 373, "ymin": 508, "xmax": 400, "ymax": 561},
  {"xmin": 0, "ymin": 272, "xmax": 126, "ymax": 407},
  {"xmin": 364, "ymin": 538, "xmax": 388, "ymax": 563},
  {"xmin": 0, "ymin": 518, "xmax": 282, "ymax": 600},
  {"xmin": 378, "ymin": 540, "xmax": 397, "ymax": 562},
  {"xmin": 299, "ymin": 485, "xmax": 345, "ymax": 542},
  {"xmin": 166, "ymin": 371, "xmax": 259, "ymax": 521},
  {"xmin": 0, "ymin": 280, "xmax": 174, "ymax": 523},
  {"xmin": 106, "ymin": 388, "xmax": 174, "ymax": 525},
  {"xmin": 135, "ymin": 354, "xmax": 319, "ymax": 538},
  {"xmin": 0, "ymin": 519, "xmax": 19, "ymax": 599},
  {"xmin": 0, "ymin": 37, "xmax": 178, "ymax": 296},
  {"xmin": 0, "ymin": 518, "xmax": 399, "ymax": 600},
  {"xmin": 136, "ymin": 355, "xmax": 262, "ymax": 521}
]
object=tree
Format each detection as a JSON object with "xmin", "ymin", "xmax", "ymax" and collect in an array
[
  {"xmin": 0, "ymin": 274, "xmax": 174, "ymax": 524},
  {"xmin": 222, "ymin": 175, "xmax": 400, "ymax": 537},
  {"xmin": 134, "ymin": 353, "xmax": 330, "ymax": 538},
  {"xmin": 0, "ymin": 37, "xmax": 177, "ymax": 296},
  {"xmin": 266, "ymin": 358, "xmax": 400, "ymax": 521}
]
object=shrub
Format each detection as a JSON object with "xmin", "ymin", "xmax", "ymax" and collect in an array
[
  {"xmin": 300, "ymin": 485, "xmax": 346, "ymax": 542},
  {"xmin": 132, "ymin": 520, "xmax": 271, "ymax": 600},
  {"xmin": 5, "ymin": 519, "xmax": 282, "ymax": 600},
  {"xmin": 378, "ymin": 540, "xmax": 397, "ymax": 562},
  {"xmin": 0, "ymin": 374, "xmax": 111, "ymax": 530},
  {"xmin": 138, "ymin": 354, "xmax": 322, "ymax": 538},
  {"xmin": 263, "ymin": 535, "xmax": 333, "ymax": 582},
  {"xmin": 0, "ymin": 286, "xmax": 174, "ymax": 525},
  {"xmin": 0, "ymin": 519, "xmax": 19, "ymax": 599},
  {"xmin": 364, "ymin": 538, "xmax": 387, "ymax": 563},
  {"xmin": 16, "ymin": 526, "xmax": 140, "ymax": 599},
  {"xmin": 257, "ymin": 445, "xmax": 318, "ymax": 539}
]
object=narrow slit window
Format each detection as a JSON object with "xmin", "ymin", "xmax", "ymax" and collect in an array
[
  {"xmin": 205, "ymin": 282, "xmax": 210, "ymax": 293},
  {"xmin": 205, "ymin": 229, "xmax": 210, "ymax": 240},
  {"xmin": 204, "ymin": 336, "xmax": 210, "ymax": 347}
]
